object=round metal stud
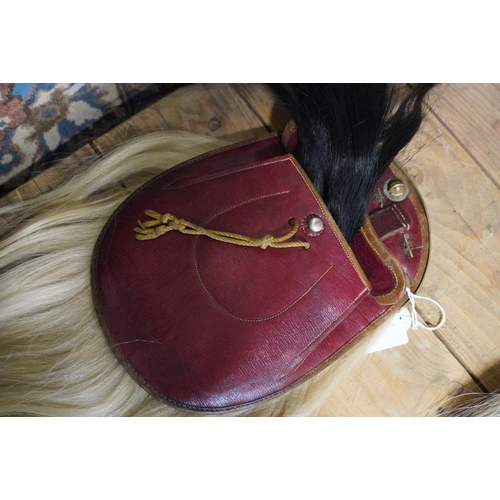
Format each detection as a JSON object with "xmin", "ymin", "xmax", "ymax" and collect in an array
[
  {"xmin": 308, "ymin": 216, "xmax": 324, "ymax": 233},
  {"xmin": 383, "ymin": 177, "xmax": 409, "ymax": 202}
]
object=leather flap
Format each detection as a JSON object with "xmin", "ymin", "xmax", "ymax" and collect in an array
[
  {"xmin": 92, "ymin": 134, "xmax": 429, "ymax": 412},
  {"xmin": 92, "ymin": 137, "xmax": 372, "ymax": 411}
]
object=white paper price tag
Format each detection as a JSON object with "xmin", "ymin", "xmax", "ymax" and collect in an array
[{"xmin": 367, "ymin": 306, "xmax": 412, "ymax": 354}]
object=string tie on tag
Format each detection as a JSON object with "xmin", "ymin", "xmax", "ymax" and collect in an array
[{"xmin": 406, "ymin": 287, "xmax": 446, "ymax": 331}]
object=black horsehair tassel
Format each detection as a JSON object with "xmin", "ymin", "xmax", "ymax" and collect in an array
[{"xmin": 272, "ymin": 84, "xmax": 435, "ymax": 242}]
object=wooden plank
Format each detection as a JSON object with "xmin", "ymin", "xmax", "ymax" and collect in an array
[
  {"xmin": 467, "ymin": 197, "xmax": 500, "ymax": 267},
  {"xmin": 153, "ymin": 84, "xmax": 269, "ymax": 143},
  {"xmin": 15, "ymin": 180, "xmax": 42, "ymax": 201},
  {"xmin": 429, "ymin": 83, "xmax": 500, "ymax": 188},
  {"xmin": 102, "ymin": 83, "xmax": 290, "ymax": 195},
  {"xmin": 0, "ymin": 192, "xmax": 18, "ymax": 230},
  {"xmin": 0, "ymin": 196, "xmax": 10, "ymax": 209},
  {"xmin": 2, "ymin": 189, "xmax": 23, "ymax": 205},
  {"xmin": 32, "ymin": 166, "xmax": 68, "ymax": 194},
  {"xmin": 319, "ymin": 320, "xmax": 481, "ymax": 416},
  {"xmin": 232, "ymin": 84, "xmax": 292, "ymax": 131},
  {"xmin": 4, "ymin": 144, "xmax": 97, "ymax": 202},
  {"xmin": 0, "ymin": 190, "xmax": 22, "ymax": 230},
  {"xmin": 34, "ymin": 145, "xmax": 98, "ymax": 192},
  {"xmin": 422, "ymin": 109, "xmax": 500, "ymax": 223},
  {"xmin": 0, "ymin": 145, "xmax": 98, "ymax": 232},
  {"xmin": 417, "ymin": 221, "xmax": 500, "ymax": 391},
  {"xmin": 92, "ymin": 105, "xmax": 167, "ymax": 156},
  {"xmin": 396, "ymin": 107, "xmax": 500, "ymax": 391}
]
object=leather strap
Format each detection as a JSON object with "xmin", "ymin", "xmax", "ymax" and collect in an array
[{"xmin": 370, "ymin": 204, "xmax": 410, "ymax": 241}]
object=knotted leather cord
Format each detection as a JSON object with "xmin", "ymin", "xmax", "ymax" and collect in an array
[{"xmin": 134, "ymin": 210, "xmax": 310, "ymax": 250}]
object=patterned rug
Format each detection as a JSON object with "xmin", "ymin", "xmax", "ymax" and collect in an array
[{"xmin": 0, "ymin": 83, "xmax": 176, "ymax": 193}]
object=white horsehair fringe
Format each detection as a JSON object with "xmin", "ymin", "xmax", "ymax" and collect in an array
[{"xmin": 0, "ymin": 131, "xmax": 384, "ymax": 417}]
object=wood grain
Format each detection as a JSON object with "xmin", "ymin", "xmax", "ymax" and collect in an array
[
  {"xmin": 15, "ymin": 180, "xmax": 42, "ymax": 201},
  {"xmin": 242, "ymin": 84, "xmax": 483, "ymax": 415},
  {"xmin": 467, "ymin": 197, "xmax": 500, "ymax": 267},
  {"xmin": 232, "ymin": 84, "xmax": 292, "ymax": 131},
  {"xmin": 395, "ymin": 104, "xmax": 500, "ymax": 391},
  {"xmin": 154, "ymin": 84, "xmax": 270, "ymax": 142},
  {"xmin": 33, "ymin": 145, "xmax": 98, "ymax": 193},
  {"xmin": 92, "ymin": 106, "xmax": 167, "ymax": 156},
  {"xmin": 319, "ymin": 319, "xmax": 481, "ymax": 416},
  {"xmin": 428, "ymin": 83, "xmax": 500, "ymax": 188}
]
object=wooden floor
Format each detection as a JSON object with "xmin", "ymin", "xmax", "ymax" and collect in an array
[{"xmin": 2, "ymin": 83, "xmax": 499, "ymax": 416}]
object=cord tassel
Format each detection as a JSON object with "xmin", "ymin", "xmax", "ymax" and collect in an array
[{"xmin": 134, "ymin": 211, "xmax": 310, "ymax": 250}]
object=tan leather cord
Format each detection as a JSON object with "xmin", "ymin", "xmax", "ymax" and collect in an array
[{"xmin": 134, "ymin": 210, "xmax": 310, "ymax": 250}]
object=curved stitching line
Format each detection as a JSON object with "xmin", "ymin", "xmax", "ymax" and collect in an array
[
  {"xmin": 360, "ymin": 226, "xmax": 399, "ymax": 299},
  {"xmin": 279, "ymin": 288, "xmax": 367, "ymax": 379},
  {"xmin": 287, "ymin": 156, "xmax": 369, "ymax": 289},
  {"xmin": 161, "ymin": 158, "xmax": 244, "ymax": 190},
  {"xmin": 301, "ymin": 216, "xmax": 324, "ymax": 237},
  {"xmin": 162, "ymin": 157, "xmax": 290, "ymax": 191},
  {"xmin": 194, "ymin": 252, "xmax": 334, "ymax": 323},
  {"xmin": 392, "ymin": 204, "xmax": 410, "ymax": 229},
  {"xmin": 191, "ymin": 190, "xmax": 334, "ymax": 323},
  {"xmin": 201, "ymin": 190, "xmax": 290, "ymax": 226},
  {"xmin": 157, "ymin": 133, "xmax": 278, "ymax": 191}
]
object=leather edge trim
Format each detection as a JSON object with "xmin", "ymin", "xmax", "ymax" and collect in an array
[
  {"xmin": 281, "ymin": 120, "xmax": 298, "ymax": 152},
  {"xmin": 287, "ymin": 154, "xmax": 373, "ymax": 292},
  {"xmin": 359, "ymin": 217, "xmax": 407, "ymax": 306},
  {"xmin": 390, "ymin": 162, "xmax": 430, "ymax": 294}
]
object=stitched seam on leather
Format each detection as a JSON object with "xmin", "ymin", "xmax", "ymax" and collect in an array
[
  {"xmin": 392, "ymin": 205, "xmax": 410, "ymax": 229},
  {"xmin": 301, "ymin": 216, "xmax": 324, "ymax": 237},
  {"xmin": 192, "ymin": 189, "xmax": 337, "ymax": 322},
  {"xmin": 278, "ymin": 288, "xmax": 367, "ymax": 379},
  {"xmin": 202, "ymin": 190, "xmax": 290, "ymax": 225},
  {"xmin": 161, "ymin": 154, "xmax": 256, "ymax": 189},
  {"xmin": 162, "ymin": 157, "xmax": 290, "ymax": 190},
  {"xmin": 194, "ymin": 242, "xmax": 334, "ymax": 322},
  {"xmin": 106, "ymin": 292, "xmax": 405, "ymax": 414},
  {"xmin": 156, "ymin": 133, "xmax": 278, "ymax": 191},
  {"xmin": 287, "ymin": 156, "xmax": 369, "ymax": 289},
  {"xmin": 194, "ymin": 191, "xmax": 291, "ymax": 320},
  {"xmin": 360, "ymin": 226, "xmax": 398, "ymax": 298}
]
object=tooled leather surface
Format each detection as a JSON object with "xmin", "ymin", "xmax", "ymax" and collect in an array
[{"xmin": 93, "ymin": 134, "xmax": 429, "ymax": 412}]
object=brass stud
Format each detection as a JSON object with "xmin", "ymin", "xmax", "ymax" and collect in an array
[{"xmin": 383, "ymin": 177, "xmax": 409, "ymax": 202}]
